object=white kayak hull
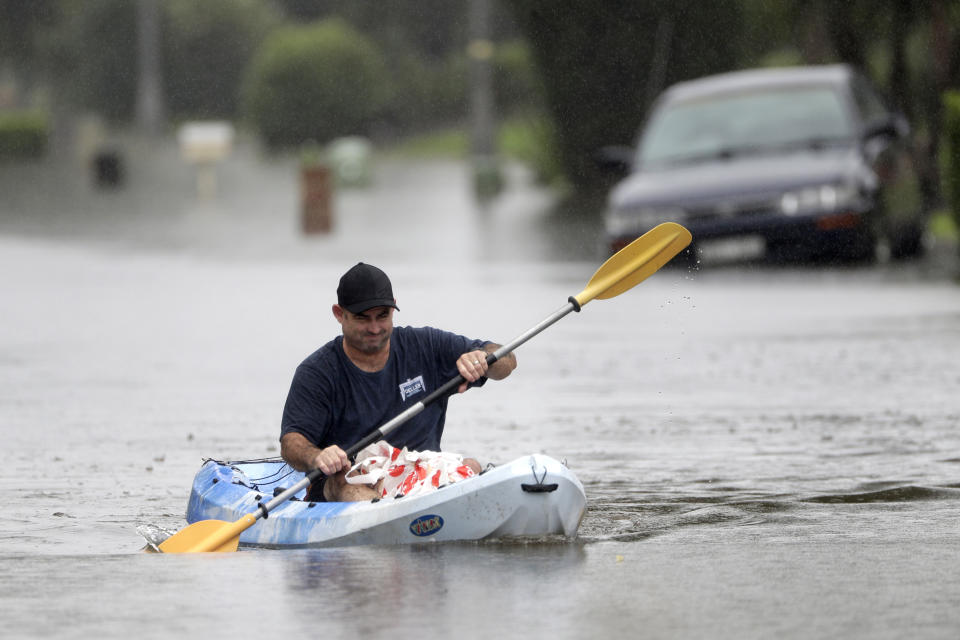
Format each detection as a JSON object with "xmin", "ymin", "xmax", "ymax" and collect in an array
[{"xmin": 185, "ymin": 454, "xmax": 587, "ymax": 548}]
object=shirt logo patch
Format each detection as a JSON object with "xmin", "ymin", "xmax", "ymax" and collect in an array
[{"xmin": 399, "ymin": 375, "xmax": 426, "ymax": 402}]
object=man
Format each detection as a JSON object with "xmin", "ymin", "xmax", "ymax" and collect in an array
[{"xmin": 280, "ymin": 262, "xmax": 517, "ymax": 502}]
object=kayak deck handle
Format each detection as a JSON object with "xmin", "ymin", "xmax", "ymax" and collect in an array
[
  {"xmin": 524, "ymin": 457, "xmax": 558, "ymax": 493},
  {"xmin": 521, "ymin": 483, "xmax": 559, "ymax": 493}
]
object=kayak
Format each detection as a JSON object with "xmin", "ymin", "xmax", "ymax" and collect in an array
[{"xmin": 184, "ymin": 453, "xmax": 587, "ymax": 548}]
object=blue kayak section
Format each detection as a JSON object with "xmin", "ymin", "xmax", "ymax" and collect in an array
[{"xmin": 186, "ymin": 459, "xmax": 352, "ymax": 526}]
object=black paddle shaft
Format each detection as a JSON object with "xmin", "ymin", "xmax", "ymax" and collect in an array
[{"xmin": 303, "ymin": 351, "xmax": 508, "ymax": 486}]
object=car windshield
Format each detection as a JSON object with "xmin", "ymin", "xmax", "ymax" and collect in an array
[{"xmin": 638, "ymin": 85, "xmax": 854, "ymax": 168}]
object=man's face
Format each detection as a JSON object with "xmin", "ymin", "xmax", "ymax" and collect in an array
[{"xmin": 336, "ymin": 305, "xmax": 394, "ymax": 355}]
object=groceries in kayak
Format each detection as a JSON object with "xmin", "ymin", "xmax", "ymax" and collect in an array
[{"xmin": 346, "ymin": 441, "xmax": 476, "ymax": 499}]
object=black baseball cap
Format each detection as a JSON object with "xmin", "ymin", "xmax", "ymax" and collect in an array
[{"xmin": 337, "ymin": 262, "xmax": 399, "ymax": 313}]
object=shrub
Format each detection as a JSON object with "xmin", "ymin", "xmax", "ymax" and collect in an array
[
  {"xmin": 942, "ymin": 90, "xmax": 960, "ymax": 229},
  {"xmin": 499, "ymin": 114, "xmax": 564, "ymax": 187},
  {"xmin": 0, "ymin": 110, "xmax": 48, "ymax": 159},
  {"xmin": 242, "ymin": 19, "xmax": 390, "ymax": 149}
]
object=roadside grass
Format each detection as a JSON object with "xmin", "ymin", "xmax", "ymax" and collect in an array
[
  {"xmin": 930, "ymin": 209, "xmax": 958, "ymax": 241},
  {"xmin": 381, "ymin": 116, "xmax": 563, "ymax": 186},
  {"xmin": 384, "ymin": 127, "xmax": 468, "ymax": 158}
]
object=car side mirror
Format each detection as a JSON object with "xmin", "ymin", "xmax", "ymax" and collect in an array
[
  {"xmin": 892, "ymin": 113, "xmax": 911, "ymax": 137},
  {"xmin": 862, "ymin": 114, "xmax": 909, "ymax": 142},
  {"xmin": 595, "ymin": 145, "xmax": 635, "ymax": 174}
]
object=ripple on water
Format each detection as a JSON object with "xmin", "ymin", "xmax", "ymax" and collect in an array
[{"xmin": 804, "ymin": 485, "xmax": 960, "ymax": 504}]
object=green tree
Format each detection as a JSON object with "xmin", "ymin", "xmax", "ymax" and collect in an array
[
  {"xmin": 271, "ymin": 0, "xmax": 475, "ymax": 133},
  {"xmin": 47, "ymin": 0, "xmax": 277, "ymax": 123},
  {"xmin": 781, "ymin": 0, "xmax": 960, "ymax": 209},
  {"xmin": 162, "ymin": 0, "xmax": 279, "ymax": 119},
  {"xmin": 242, "ymin": 19, "xmax": 390, "ymax": 149},
  {"xmin": 506, "ymin": 0, "xmax": 743, "ymax": 190},
  {"xmin": 943, "ymin": 91, "xmax": 960, "ymax": 229},
  {"xmin": 49, "ymin": 0, "xmax": 138, "ymax": 122},
  {"xmin": 507, "ymin": 0, "xmax": 960, "ymax": 205},
  {"xmin": 0, "ymin": 0, "xmax": 57, "ymax": 100}
]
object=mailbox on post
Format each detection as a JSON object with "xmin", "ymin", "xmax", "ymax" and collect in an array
[{"xmin": 177, "ymin": 121, "xmax": 234, "ymax": 198}]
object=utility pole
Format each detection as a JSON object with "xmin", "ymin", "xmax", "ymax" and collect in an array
[
  {"xmin": 468, "ymin": 0, "xmax": 501, "ymax": 200},
  {"xmin": 135, "ymin": 0, "xmax": 165, "ymax": 136}
]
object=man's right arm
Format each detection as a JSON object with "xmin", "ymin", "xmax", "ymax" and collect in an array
[
  {"xmin": 281, "ymin": 360, "xmax": 352, "ymax": 476},
  {"xmin": 280, "ymin": 432, "xmax": 350, "ymax": 476}
]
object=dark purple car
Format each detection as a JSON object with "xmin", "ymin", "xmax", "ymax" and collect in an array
[{"xmin": 602, "ymin": 65, "xmax": 928, "ymax": 264}]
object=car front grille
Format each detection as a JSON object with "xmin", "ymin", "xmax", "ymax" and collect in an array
[{"xmin": 684, "ymin": 196, "xmax": 780, "ymax": 222}]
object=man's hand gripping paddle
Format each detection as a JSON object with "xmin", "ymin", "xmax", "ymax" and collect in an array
[{"xmin": 157, "ymin": 222, "xmax": 692, "ymax": 553}]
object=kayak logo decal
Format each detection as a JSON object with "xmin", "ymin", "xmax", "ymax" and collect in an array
[
  {"xmin": 399, "ymin": 375, "xmax": 425, "ymax": 402},
  {"xmin": 409, "ymin": 514, "xmax": 444, "ymax": 537}
]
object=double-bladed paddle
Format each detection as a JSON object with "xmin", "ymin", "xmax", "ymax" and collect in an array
[{"xmin": 157, "ymin": 222, "xmax": 692, "ymax": 553}]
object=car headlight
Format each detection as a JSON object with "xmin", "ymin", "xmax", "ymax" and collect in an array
[
  {"xmin": 604, "ymin": 206, "xmax": 686, "ymax": 235},
  {"xmin": 780, "ymin": 183, "xmax": 859, "ymax": 216}
]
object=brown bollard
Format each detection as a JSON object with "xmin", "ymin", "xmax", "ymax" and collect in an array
[{"xmin": 301, "ymin": 165, "xmax": 333, "ymax": 234}]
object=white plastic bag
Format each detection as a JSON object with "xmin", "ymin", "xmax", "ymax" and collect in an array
[{"xmin": 345, "ymin": 440, "xmax": 476, "ymax": 498}]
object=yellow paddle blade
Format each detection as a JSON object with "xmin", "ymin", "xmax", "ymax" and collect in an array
[
  {"xmin": 574, "ymin": 222, "xmax": 691, "ymax": 306},
  {"xmin": 157, "ymin": 514, "xmax": 257, "ymax": 553}
]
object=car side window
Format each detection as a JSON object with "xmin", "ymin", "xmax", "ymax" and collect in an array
[{"xmin": 851, "ymin": 74, "xmax": 889, "ymax": 124}]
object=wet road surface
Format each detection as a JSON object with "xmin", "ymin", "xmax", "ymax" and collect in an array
[{"xmin": 2, "ymin": 136, "xmax": 959, "ymax": 638}]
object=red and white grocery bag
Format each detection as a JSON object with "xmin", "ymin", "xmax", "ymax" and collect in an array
[{"xmin": 345, "ymin": 441, "xmax": 476, "ymax": 498}]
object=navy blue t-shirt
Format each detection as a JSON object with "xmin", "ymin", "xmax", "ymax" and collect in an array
[{"xmin": 280, "ymin": 326, "xmax": 487, "ymax": 452}]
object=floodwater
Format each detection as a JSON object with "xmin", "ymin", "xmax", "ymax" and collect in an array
[{"xmin": 2, "ymin": 136, "xmax": 960, "ymax": 639}]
